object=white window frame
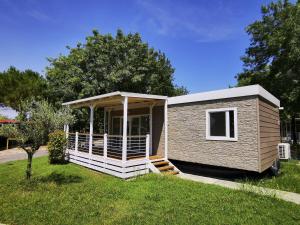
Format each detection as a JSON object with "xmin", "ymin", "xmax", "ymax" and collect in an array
[{"xmin": 206, "ymin": 107, "xmax": 238, "ymax": 141}]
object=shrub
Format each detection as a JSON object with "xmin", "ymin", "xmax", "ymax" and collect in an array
[
  {"xmin": 291, "ymin": 143, "xmax": 300, "ymax": 160},
  {"xmin": 48, "ymin": 130, "xmax": 67, "ymax": 164}
]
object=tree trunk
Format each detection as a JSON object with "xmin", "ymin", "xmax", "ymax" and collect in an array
[
  {"xmin": 291, "ymin": 115, "xmax": 297, "ymax": 144},
  {"xmin": 26, "ymin": 152, "xmax": 33, "ymax": 179}
]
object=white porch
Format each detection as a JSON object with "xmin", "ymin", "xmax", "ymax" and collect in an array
[{"xmin": 63, "ymin": 91, "xmax": 169, "ymax": 179}]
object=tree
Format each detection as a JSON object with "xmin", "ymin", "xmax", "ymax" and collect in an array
[
  {"xmin": 236, "ymin": 0, "xmax": 300, "ymax": 141},
  {"xmin": 46, "ymin": 29, "xmax": 187, "ymax": 107},
  {"xmin": 0, "ymin": 100, "xmax": 74, "ymax": 179},
  {"xmin": 0, "ymin": 67, "xmax": 47, "ymax": 110},
  {"xmin": 0, "ymin": 114, "xmax": 8, "ymax": 120}
]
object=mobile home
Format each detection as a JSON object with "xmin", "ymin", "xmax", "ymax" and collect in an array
[{"xmin": 63, "ymin": 85, "xmax": 280, "ymax": 178}]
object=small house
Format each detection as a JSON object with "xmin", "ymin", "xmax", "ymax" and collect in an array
[{"xmin": 63, "ymin": 85, "xmax": 280, "ymax": 178}]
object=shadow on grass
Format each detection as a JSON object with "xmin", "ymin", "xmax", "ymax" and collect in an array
[
  {"xmin": 37, "ymin": 172, "xmax": 83, "ymax": 185},
  {"xmin": 20, "ymin": 172, "xmax": 83, "ymax": 189}
]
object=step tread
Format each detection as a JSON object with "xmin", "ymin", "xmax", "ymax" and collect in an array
[
  {"xmin": 158, "ymin": 165, "xmax": 174, "ymax": 171},
  {"xmin": 163, "ymin": 171, "xmax": 179, "ymax": 175},
  {"xmin": 149, "ymin": 155, "xmax": 164, "ymax": 160},
  {"xmin": 153, "ymin": 161, "xmax": 169, "ymax": 166}
]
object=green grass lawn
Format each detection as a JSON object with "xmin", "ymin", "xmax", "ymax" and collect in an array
[
  {"xmin": 0, "ymin": 157, "xmax": 300, "ymax": 225},
  {"xmin": 240, "ymin": 160, "xmax": 300, "ymax": 194}
]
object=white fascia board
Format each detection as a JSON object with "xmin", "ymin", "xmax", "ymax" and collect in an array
[
  {"xmin": 62, "ymin": 91, "xmax": 167, "ymax": 106},
  {"xmin": 120, "ymin": 92, "xmax": 168, "ymax": 100},
  {"xmin": 168, "ymin": 85, "xmax": 280, "ymax": 107},
  {"xmin": 62, "ymin": 91, "xmax": 121, "ymax": 106}
]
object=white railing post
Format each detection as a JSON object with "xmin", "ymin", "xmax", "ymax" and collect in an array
[
  {"xmin": 89, "ymin": 105, "xmax": 94, "ymax": 156},
  {"xmin": 75, "ymin": 132, "xmax": 78, "ymax": 153},
  {"xmin": 146, "ymin": 134, "xmax": 150, "ymax": 160},
  {"xmin": 65, "ymin": 124, "xmax": 69, "ymax": 139},
  {"xmin": 104, "ymin": 133, "xmax": 107, "ymax": 158},
  {"xmin": 122, "ymin": 96, "xmax": 128, "ymax": 163}
]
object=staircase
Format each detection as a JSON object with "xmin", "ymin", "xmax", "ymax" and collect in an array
[{"xmin": 149, "ymin": 156, "xmax": 180, "ymax": 175}]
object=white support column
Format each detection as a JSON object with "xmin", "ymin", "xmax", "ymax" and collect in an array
[
  {"xmin": 104, "ymin": 133, "xmax": 107, "ymax": 158},
  {"xmin": 122, "ymin": 96, "xmax": 128, "ymax": 163},
  {"xmin": 149, "ymin": 105, "xmax": 153, "ymax": 155},
  {"xmin": 164, "ymin": 99, "xmax": 168, "ymax": 160},
  {"xmin": 89, "ymin": 105, "xmax": 94, "ymax": 156},
  {"xmin": 75, "ymin": 132, "xmax": 78, "ymax": 152},
  {"xmin": 146, "ymin": 134, "xmax": 150, "ymax": 160}
]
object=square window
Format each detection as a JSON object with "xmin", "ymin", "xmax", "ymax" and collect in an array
[{"xmin": 206, "ymin": 108, "xmax": 237, "ymax": 141}]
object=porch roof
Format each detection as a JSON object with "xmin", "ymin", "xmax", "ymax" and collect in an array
[{"xmin": 62, "ymin": 91, "xmax": 167, "ymax": 108}]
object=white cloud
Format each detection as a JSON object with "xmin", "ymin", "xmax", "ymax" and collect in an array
[
  {"xmin": 135, "ymin": 0, "xmax": 239, "ymax": 42},
  {"xmin": 1, "ymin": 0, "xmax": 53, "ymax": 23}
]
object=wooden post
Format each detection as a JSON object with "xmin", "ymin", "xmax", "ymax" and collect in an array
[
  {"xmin": 146, "ymin": 134, "xmax": 150, "ymax": 160},
  {"xmin": 89, "ymin": 105, "xmax": 94, "ymax": 156},
  {"xmin": 108, "ymin": 109, "xmax": 111, "ymax": 135},
  {"xmin": 122, "ymin": 97, "xmax": 128, "ymax": 163},
  {"xmin": 149, "ymin": 104, "xmax": 153, "ymax": 155},
  {"xmin": 75, "ymin": 132, "xmax": 78, "ymax": 152},
  {"xmin": 104, "ymin": 109, "xmax": 106, "ymax": 134},
  {"xmin": 164, "ymin": 99, "xmax": 168, "ymax": 160}
]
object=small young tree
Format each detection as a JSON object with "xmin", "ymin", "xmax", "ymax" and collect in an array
[{"xmin": 0, "ymin": 100, "xmax": 74, "ymax": 179}]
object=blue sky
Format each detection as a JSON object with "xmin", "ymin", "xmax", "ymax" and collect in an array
[{"xmin": 0, "ymin": 0, "xmax": 272, "ymax": 94}]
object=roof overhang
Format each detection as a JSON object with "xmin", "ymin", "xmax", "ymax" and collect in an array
[
  {"xmin": 62, "ymin": 91, "xmax": 167, "ymax": 108},
  {"xmin": 168, "ymin": 85, "xmax": 280, "ymax": 107}
]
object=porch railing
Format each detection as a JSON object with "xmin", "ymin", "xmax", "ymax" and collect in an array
[{"xmin": 67, "ymin": 132, "xmax": 150, "ymax": 161}]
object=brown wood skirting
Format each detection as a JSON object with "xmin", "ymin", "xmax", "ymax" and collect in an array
[{"xmin": 258, "ymin": 98, "xmax": 280, "ymax": 172}]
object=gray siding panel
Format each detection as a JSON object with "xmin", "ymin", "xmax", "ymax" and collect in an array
[{"xmin": 168, "ymin": 96, "xmax": 260, "ymax": 172}]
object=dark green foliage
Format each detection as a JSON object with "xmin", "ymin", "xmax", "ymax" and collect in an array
[
  {"xmin": 291, "ymin": 144, "xmax": 300, "ymax": 159},
  {"xmin": 0, "ymin": 66, "xmax": 46, "ymax": 110},
  {"xmin": 48, "ymin": 130, "xmax": 67, "ymax": 164},
  {"xmin": 46, "ymin": 29, "xmax": 187, "ymax": 108},
  {"xmin": 236, "ymin": 0, "xmax": 300, "ymax": 116}
]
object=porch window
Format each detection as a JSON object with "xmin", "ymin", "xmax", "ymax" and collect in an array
[
  {"xmin": 206, "ymin": 108, "xmax": 237, "ymax": 141},
  {"xmin": 112, "ymin": 115, "xmax": 150, "ymax": 136}
]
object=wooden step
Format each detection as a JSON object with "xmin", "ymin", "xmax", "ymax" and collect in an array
[
  {"xmin": 153, "ymin": 161, "xmax": 169, "ymax": 167},
  {"xmin": 158, "ymin": 165, "xmax": 174, "ymax": 171},
  {"xmin": 163, "ymin": 171, "xmax": 179, "ymax": 175},
  {"xmin": 150, "ymin": 155, "xmax": 164, "ymax": 160}
]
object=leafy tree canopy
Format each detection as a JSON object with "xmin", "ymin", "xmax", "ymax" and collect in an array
[
  {"xmin": 236, "ymin": 0, "xmax": 300, "ymax": 117},
  {"xmin": 0, "ymin": 99, "xmax": 75, "ymax": 179},
  {"xmin": 0, "ymin": 67, "xmax": 47, "ymax": 110},
  {"xmin": 46, "ymin": 29, "xmax": 187, "ymax": 106}
]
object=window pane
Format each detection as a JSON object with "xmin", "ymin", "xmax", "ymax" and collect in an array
[
  {"xmin": 229, "ymin": 110, "xmax": 235, "ymax": 138},
  {"xmin": 210, "ymin": 112, "xmax": 226, "ymax": 136}
]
